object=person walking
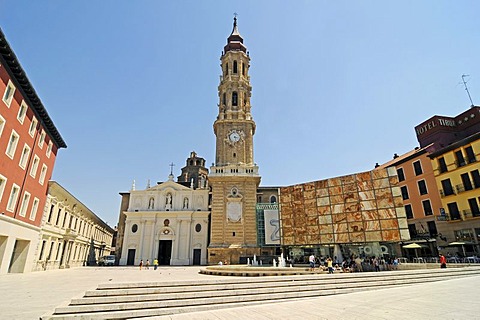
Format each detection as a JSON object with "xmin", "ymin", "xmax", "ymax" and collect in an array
[
  {"xmin": 139, "ymin": 259, "xmax": 143, "ymax": 270},
  {"xmin": 153, "ymin": 258, "xmax": 159, "ymax": 270},
  {"xmin": 327, "ymin": 257, "xmax": 334, "ymax": 274},
  {"xmin": 439, "ymin": 254, "xmax": 447, "ymax": 269},
  {"xmin": 145, "ymin": 259, "xmax": 150, "ymax": 270}
]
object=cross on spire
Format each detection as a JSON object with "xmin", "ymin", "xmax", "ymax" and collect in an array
[{"xmin": 169, "ymin": 162, "xmax": 175, "ymax": 175}]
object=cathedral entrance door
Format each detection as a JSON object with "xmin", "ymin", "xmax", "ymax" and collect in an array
[
  {"xmin": 127, "ymin": 249, "xmax": 135, "ymax": 266},
  {"xmin": 193, "ymin": 249, "xmax": 201, "ymax": 265},
  {"xmin": 158, "ymin": 240, "xmax": 172, "ymax": 265}
]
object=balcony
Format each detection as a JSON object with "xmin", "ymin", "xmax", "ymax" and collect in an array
[
  {"xmin": 439, "ymin": 189, "xmax": 456, "ymax": 198},
  {"xmin": 462, "ymin": 210, "xmax": 480, "ymax": 219}
]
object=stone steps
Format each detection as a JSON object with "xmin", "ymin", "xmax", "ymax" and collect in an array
[{"xmin": 40, "ymin": 267, "xmax": 480, "ymax": 320}]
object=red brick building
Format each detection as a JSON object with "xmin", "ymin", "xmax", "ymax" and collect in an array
[{"xmin": 0, "ymin": 27, "xmax": 66, "ymax": 273}]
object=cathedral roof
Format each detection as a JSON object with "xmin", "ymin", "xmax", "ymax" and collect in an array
[{"xmin": 224, "ymin": 16, "xmax": 247, "ymax": 54}]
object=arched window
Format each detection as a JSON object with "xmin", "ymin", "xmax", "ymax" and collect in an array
[
  {"xmin": 270, "ymin": 195, "xmax": 277, "ymax": 203},
  {"xmin": 225, "ymin": 63, "xmax": 228, "ymax": 75},
  {"xmin": 233, "ymin": 60, "xmax": 238, "ymax": 73},
  {"xmin": 242, "ymin": 63, "xmax": 245, "ymax": 76},
  {"xmin": 232, "ymin": 92, "xmax": 238, "ymax": 106},
  {"xmin": 222, "ymin": 93, "xmax": 226, "ymax": 105}
]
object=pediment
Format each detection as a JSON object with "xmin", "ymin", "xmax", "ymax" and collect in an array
[{"xmin": 147, "ymin": 180, "xmax": 191, "ymax": 192}]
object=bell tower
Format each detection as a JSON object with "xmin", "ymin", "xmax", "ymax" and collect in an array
[{"xmin": 208, "ymin": 17, "xmax": 261, "ymax": 264}]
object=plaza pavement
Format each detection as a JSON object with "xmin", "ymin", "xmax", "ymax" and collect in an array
[{"xmin": 0, "ymin": 266, "xmax": 479, "ymax": 320}]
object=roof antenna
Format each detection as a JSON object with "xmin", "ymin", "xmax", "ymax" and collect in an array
[{"xmin": 460, "ymin": 74, "xmax": 475, "ymax": 107}]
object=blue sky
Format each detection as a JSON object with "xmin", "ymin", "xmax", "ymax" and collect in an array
[{"xmin": 1, "ymin": 1, "xmax": 479, "ymax": 226}]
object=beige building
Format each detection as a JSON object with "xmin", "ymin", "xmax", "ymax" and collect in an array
[{"xmin": 33, "ymin": 181, "xmax": 114, "ymax": 271}]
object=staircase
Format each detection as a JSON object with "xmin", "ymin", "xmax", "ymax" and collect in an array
[{"xmin": 41, "ymin": 267, "xmax": 480, "ymax": 320}]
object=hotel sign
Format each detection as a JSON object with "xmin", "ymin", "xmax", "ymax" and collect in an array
[{"xmin": 415, "ymin": 117, "xmax": 456, "ymax": 136}]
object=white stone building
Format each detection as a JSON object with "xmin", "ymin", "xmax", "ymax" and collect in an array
[{"xmin": 119, "ymin": 174, "xmax": 210, "ymax": 266}]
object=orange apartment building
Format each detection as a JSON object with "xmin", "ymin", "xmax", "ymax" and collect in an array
[{"xmin": 0, "ymin": 27, "xmax": 66, "ymax": 273}]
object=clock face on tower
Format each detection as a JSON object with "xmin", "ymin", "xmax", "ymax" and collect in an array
[{"xmin": 228, "ymin": 130, "xmax": 243, "ymax": 144}]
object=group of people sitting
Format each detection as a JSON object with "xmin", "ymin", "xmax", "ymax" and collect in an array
[{"xmin": 307, "ymin": 255, "xmax": 400, "ymax": 273}]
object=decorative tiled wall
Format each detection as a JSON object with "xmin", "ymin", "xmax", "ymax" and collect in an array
[{"xmin": 279, "ymin": 168, "xmax": 410, "ymax": 246}]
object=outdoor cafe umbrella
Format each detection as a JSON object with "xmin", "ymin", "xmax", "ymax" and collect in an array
[
  {"xmin": 402, "ymin": 243, "xmax": 424, "ymax": 258},
  {"xmin": 448, "ymin": 241, "xmax": 472, "ymax": 257}
]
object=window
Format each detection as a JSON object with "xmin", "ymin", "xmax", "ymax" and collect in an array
[
  {"xmin": 447, "ymin": 202, "xmax": 460, "ymax": 220},
  {"xmin": 225, "ymin": 63, "xmax": 228, "ymax": 75},
  {"xmin": 46, "ymin": 141, "xmax": 53, "ymax": 158},
  {"xmin": 471, "ymin": 170, "xmax": 480, "ymax": 188},
  {"xmin": 6, "ymin": 184, "xmax": 20, "ymax": 212},
  {"xmin": 39, "ymin": 164, "xmax": 48, "ymax": 185},
  {"xmin": 17, "ymin": 101, "xmax": 28, "ymax": 124},
  {"xmin": 0, "ymin": 174, "xmax": 7, "ymax": 202},
  {"xmin": 19, "ymin": 192, "xmax": 31, "ymax": 217},
  {"xmin": 242, "ymin": 62, "xmax": 245, "ymax": 76},
  {"xmin": 0, "ymin": 115, "xmax": 5, "ymax": 138},
  {"xmin": 222, "ymin": 93, "xmax": 226, "ymax": 105},
  {"xmin": 270, "ymin": 195, "xmax": 277, "ymax": 203},
  {"xmin": 2, "ymin": 80, "xmax": 16, "ymax": 107},
  {"xmin": 38, "ymin": 130, "xmax": 46, "ymax": 148},
  {"xmin": 55, "ymin": 209, "xmax": 61, "ymax": 226},
  {"xmin": 47, "ymin": 204, "xmax": 55, "ymax": 223},
  {"xmin": 233, "ymin": 60, "xmax": 238, "ymax": 73},
  {"xmin": 6, "ymin": 130, "xmax": 20, "ymax": 159},
  {"xmin": 28, "ymin": 117, "xmax": 37, "ymax": 137},
  {"xmin": 232, "ymin": 92, "xmax": 238, "ymax": 106},
  {"xmin": 461, "ymin": 173, "xmax": 473, "ymax": 191},
  {"xmin": 408, "ymin": 224, "xmax": 417, "ymax": 238},
  {"xmin": 413, "ymin": 161, "xmax": 423, "ymax": 175},
  {"xmin": 422, "ymin": 199, "xmax": 433, "ymax": 216},
  {"xmin": 427, "ymin": 221, "xmax": 438, "ymax": 237},
  {"xmin": 18, "ymin": 144, "xmax": 31, "ymax": 169},
  {"xmin": 39, "ymin": 240, "xmax": 46, "ymax": 260},
  {"xmin": 30, "ymin": 198, "xmax": 39, "ymax": 220},
  {"xmin": 405, "ymin": 204, "xmax": 414, "ymax": 219},
  {"xmin": 418, "ymin": 180, "xmax": 428, "ymax": 195},
  {"xmin": 455, "ymin": 150, "xmax": 466, "ymax": 167},
  {"xmin": 441, "ymin": 179, "xmax": 454, "ymax": 196},
  {"xmin": 30, "ymin": 155, "xmax": 40, "ymax": 178},
  {"xmin": 397, "ymin": 168, "xmax": 405, "ymax": 182},
  {"xmin": 465, "ymin": 146, "xmax": 476, "ymax": 164},
  {"xmin": 438, "ymin": 157, "xmax": 448, "ymax": 173},
  {"xmin": 468, "ymin": 198, "xmax": 480, "ymax": 217},
  {"xmin": 400, "ymin": 186, "xmax": 409, "ymax": 200}
]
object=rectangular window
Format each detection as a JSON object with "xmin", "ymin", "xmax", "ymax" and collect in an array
[
  {"xmin": 447, "ymin": 202, "xmax": 461, "ymax": 220},
  {"xmin": 422, "ymin": 199, "xmax": 433, "ymax": 216},
  {"xmin": 18, "ymin": 144, "xmax": 31, "ymax": 169},
  {"xmin": 39, "ymin": 164, "xmax": 48, "ymax": 185},
  {"xmin": 6, "ymin": 130, "xmax": 20, "ymax": 159},
  {"xmin": 413, "ymin": 160, "xmax": 423, "ymax": 175},
  {"xmin": 455, "ymin": 150, "xmax": 466, "ymax": 167},
  {"xmin": 438, "ymin": 157, "xmax": 448, "ymax": 173},
  {"xmin": 28, "ymin": 117, "xmax": 38, "ymax": 137},
  {"xmin": 0, "ymin": 174, "xmax": 7, "ymax": 202},
  {"xmin": 441, "ymin": 179, "xmax": 455, "ymax": 196},
  {"xmin": 400, "ymin": 186, "xmax": 409, "ymax": 200},
  {"xmin": 29, "ymin": 155, "xmax": 40, "ymax": 178},
  {"xmin": 465, "ymin": 146, "xmax": 476, "ymax": 164},
  {"xmin": 29, "ymin": 197, "xmax": 39, "ymax": 220},
  {"xmin": 38, "ymin": 130, "xmax": 46, "ymax": 148},
  {"xmin": 46, "ymin": 141, "xmax": 53, "ymax": 158},
  {"xmin": 47, "ymin": 204, "xmax": 55, "ymax": 223},
  {"xmin": 461, "ymin": 173, "xmax": 473, "ymax": 191},
  {"xmin": 468, "ymin": 198, "xmax": 480, "ymax": 217},
  {"xmin": 55, "ymin": 208, "xmax": 61, "ymax": 226},
  {"xmin": 0, "ymin": 114, "xmax": 5, "ymax": 138},
  {"xmin": 17, "ymin": 101, "xmax": 28, "ymax": 124},
  {"xmin": 408, "ymin": 224, "xmax": 417, "ymax": 238},
  {"xmin": 471, "ymin": 170, "xmax": 480, "ymax": 188},
  {"xmin": 427, "ymin": 221, "xmax": 438, "ymax": 237},
  {"xmin": 418, "ymin": 180, "xmax": 428, "ymax": 195},
  {"xmin": 6, "ymin": 184, "xmax": 20, "ymax": 212},
  {"xmin": 397, "ymin": 168, "xmax": 405, "ymax": 182},
  {"xmin": 39, "ymin": 240, "xmax": 46, "ymax": 260},
  {"xmin": 2, "ymin": 80, "xmax": 16, "ymax": 107},
  {"xmin": 19, "ymin": 192, "xmax": 31, "ymax": 217},
  {"xmin": 405, "ymin": 204, "xmax": 414, "ymax": 219},
  {"xmin": 62, "ymin": 212, "xmax": 68, "ymax": 228}
]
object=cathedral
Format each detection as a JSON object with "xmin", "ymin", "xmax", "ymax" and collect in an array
[{"xmin": 116, "ymin": 17, "xmax": 409, "ymax": 266}]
